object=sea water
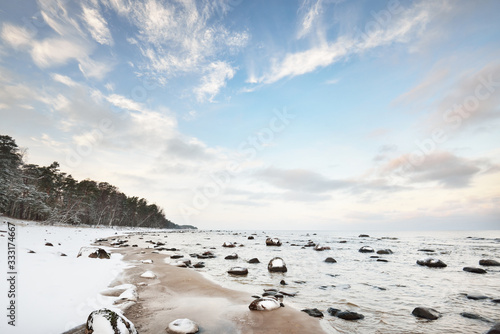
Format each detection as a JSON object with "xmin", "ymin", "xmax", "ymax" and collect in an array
[{"xmin": 152, "ymin": 230, "xmax": 500, "ymax": 334}]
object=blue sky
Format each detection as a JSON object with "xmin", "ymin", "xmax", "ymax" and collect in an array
[{"xmin": 1, "ymin": 0, "xmax": 499, "ymax": 230}]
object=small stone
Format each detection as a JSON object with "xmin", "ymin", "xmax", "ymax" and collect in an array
[
  {"xmin": 193, "ymin": 262, "xmax": 205, "ymax": 268},
  {"xmin": 227, "ymin": 267, "xmax": 248, "ymax": 275},
  {"xmin": 171, "ymin": 254, "xmax": 184, "ymax": 259},
  {"xmin": 225, "ymin": 253, "xmax": 238, "ymax": 260},
  {"xmin": 45, "ymin": 242, "xmax": 53, "ymax": 247},
  {"xmin": 412, "ymin": 307, "xmax": 441, "ymax": 320},
  {"xmin": 248, "ymin": 258, "xmax": 260, "ymax": 264},
  {"xmin": 463, "ymin": 267, "xmax": 487, "ymax": 274},
  {"xmin": 359, "ymin": 246, "xmax": 374, "ymax": 253},
  {"xmin": 248, "ymin": 236, "xmax": 254, "ymax": 240},
  {"xmin": 325, "ymin": 257, "xmax": 337, "ymax": 263},
  {"xmin": 416, "ymin": 258, "xmax": 447, "ymax": 268},
  {"xmin": 266, "ymin": 238, "xmax": 282, "ymax": 246},
  {"xmin": 479, "ymin": 259, "xmax": 500, "ymax": 266},
  {"xmin": 460, "ymin": 312, "xmax": 491, "ymax": 323},
  {"xmin": 377, "ymin": 249, "xmax": 393, "ymax": 255},
  {"xmin": 377, "ymin": 259, "xmax": 389, "ymax": 263},
  {"xmin": 359, "ymin": 234, "xmax": 370, "ymax": 238},
  {"xmin": 466, "ymin": 294, "xmax": 489, "ymax": 300},
  {"xmin": 280, "ymin": 280, "xmax": 287, "ymax": 285},
  {"xmin": 336, "ymin": 311, "xmax": 365, "ymax": 320},
  {"xmin": 302, "ymin": 308, "xmax": 323, "ymax": 317}
]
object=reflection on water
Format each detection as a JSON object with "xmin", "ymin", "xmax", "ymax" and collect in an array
[{"xmin": 143, "ymin": 230, "xmax": 500, "ymax": 334}]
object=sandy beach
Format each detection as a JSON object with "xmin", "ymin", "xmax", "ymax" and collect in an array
[{"xmin": 66, "ymin": 232, "xmax": 327, "ymax": 334}]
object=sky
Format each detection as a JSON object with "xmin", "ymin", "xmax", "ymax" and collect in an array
[{"xmin": 0, "ymin": 0, "xmax": 499, "ymax": 231}]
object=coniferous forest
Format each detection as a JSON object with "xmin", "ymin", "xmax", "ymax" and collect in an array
[{"xmin": 0, "ymin": 135, "xmax": 194, "ymax": 229}]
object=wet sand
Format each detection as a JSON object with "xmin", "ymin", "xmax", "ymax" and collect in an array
[{"xmin": 67, "ymin": 232, "xmax": 327, "ymax": 334}]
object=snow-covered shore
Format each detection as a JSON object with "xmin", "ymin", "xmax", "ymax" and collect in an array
[{"xmin": 0, "ymin": 219, "xmax": 129, "ymax": 334}]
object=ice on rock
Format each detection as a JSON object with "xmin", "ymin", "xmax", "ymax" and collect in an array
[
  {"xmin": 140, "ymin": 270, "xmax": 156, "ymax": 278},
  {"xmin": 86, "ymin": 309, "xmax": 138, "ymax": 334},
  {"xmin": 167, "ymin": 318, "xmax": 199, "ymax": 334}
]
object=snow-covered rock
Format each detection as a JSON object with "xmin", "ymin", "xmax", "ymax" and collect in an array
[
  {"xmin": 266, "ymin": 238, "xmax": 282, "ymax": 246},
  {"xmin": 77, "ymin": 246, "xmax": 110, "ymax": 259},
  {"xmin": 140, "ymin": 270, "xmax": 156, "ymax": 279},
  {"xmin": 167, "ymin": 318, "xmax": 199, "ymax": 334},
  {"xmin": 249, "ymin": 297, "xmax": 283, "ymax": 311},
  {"xmin": 85, "ymin": 308, "xmax": 138, "ymax": 334},
  {"xmin": 268, "ymin": 257, "xmax": 287, "ymax": 272},
  {"xmin": 141, "ymin": 259, "xmax": 153, "ymax": 264}
]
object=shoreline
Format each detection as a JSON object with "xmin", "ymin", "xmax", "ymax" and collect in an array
[{"xmin": 67, "ymin": 231, "xmax": 328, "ymax": 334}]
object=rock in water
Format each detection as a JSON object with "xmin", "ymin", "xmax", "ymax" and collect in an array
[
  {"xmin": 222, "ymin": 242, "xmax": 236, "ymax": 248},
  {"xmin": 377, "ymin": 249, "xmax": 393, "ymax": 255},
  {"xmin": 485, "ymin": 323, "xmax": 500, "ymax": 334},
  {"xmin": 416, "ymin": 258, "xmax": 447, "ymax": 268},
  {"xmin": 463, "ymin": 267, "xmax": 487, "ymax": 274},
  {"xmin": 359, "ymin": 246, "xmax": 374, "ymax": 253},
  {"xmin": 302, "ymin": 308, "xmax": 324, "ymax": 318},
  {"xmin": 249, "ymin": 297, "xmax": 283, "ymax": 311},
  {"xmin": 167, "ymin": 318, "xmax": 199, "ymax": 334},
  {"xmin": 266, "ymin": 238, "xmax": 282, "ymax": 246},
  {"xmin": 248, "ymin": 258, "xmax": 260, "ymax": 264},
  {"xmin": 460, "ymin": 312, "xmax": 491, "ymax": 323},
  {"xmin": 225, "ymin": 253, "xmax": 238, "ymax": 260},
  {"xmin": 77, "ymin": 247, "xmax": 111, "ymax": 259},
  {"xmin": 227, "ymin": 267, "xmax": 248, "ymax": 276},
  {"xmin": 358, "ymin": 234, "xmax": 370, "ymax": 238},
  {"xmin": 325, "ymin": 257, "xmax": 337, "ymax": 263},
  {"xmin": 85, "ymin": 308, "xmax": 137, "ymax": 334},
  {"xmin": 268, "ymin": 257, "xmax": 287, "ymax": 272},
  {"xmin": 337, "ymin": 311, "xmax": 365, "ymax": 320},
  {"xmin": 412, "ymin": 307, "xmax": 441, "ymax": 320},
  {"xmin": 479, "ymin": 259, "xmax": 500, "ymax": 266}
]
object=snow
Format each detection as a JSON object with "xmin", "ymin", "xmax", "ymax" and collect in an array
[
  {"xmin": 141, "ymin": 259, "xmax": 153, "ymax": 264},
  {"xmin": 167, "ymin": 318, "xmax": 199, "ymax": 334},
  {"xmin": 92, "ymin": 315, "xmax": 116, "ymax": 334},
  {"xmin": 0, "ymin": 219, "xmax": 129, "ymax": 334},
  {"xmin": 270, "ymin": 258, "xmax": 284, "ymax": 267},
  {"xmin": 140, "ymin": 270, "xmax": 156, "ymax": 278}
]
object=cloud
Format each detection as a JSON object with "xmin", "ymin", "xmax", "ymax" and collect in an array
[
  {"xmin": 31, "ymin": 37, "xmax": 90, "ymax": 68},
  {"xmin": 81, "ymin": 4, "xmax": 113, "ymax": 45},
  {"xmin": 256, "ymin": 1, "xmax": 446, "ymax": 84},
  {"xmin": 51, "ymin": 73, "xmax": 78, "ymax": 87},
  {"xmin": 108, "ymin": 0, "xmax": 248, "ymax": 90},
  {"xmin": 164, "ymin": 137, "xmax": 215, "ymax": 161},
  {"xmin": 195, "ymin": 61, "xmax": 235, "ymax": 102},
  {"xmin": 256, "ymin": 167, "xmax": 351, "ymax": 193},
  {"xmin": 381, "ymin": 151, "xmax": 482, "ymax": 188},
  {"xmin": 297, "ymin": 0, "xmax": 323, "ymax": 40},
  {"xmin": 1, "ymin": 23, "xmax": 33, "ymax": 49}
]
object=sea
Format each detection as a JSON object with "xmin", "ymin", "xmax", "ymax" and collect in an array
[{"xmin": 155, "ymin": 229, "xmax": 500, "ymax": 334}]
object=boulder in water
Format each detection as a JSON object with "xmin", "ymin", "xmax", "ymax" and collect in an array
[
  {"xmin": 301, "ymin": 308, "xmax": 323, "ymax": 318},
  {"xmin": 412, "ymin": 307, "xmax": 441, "ymax": 320},
  {"xmin": 85, "ymin": 308, "xmax": 137, "ymax": 334},
  {"xmin": 222, "ymin": 242, "xmax": 236, "ymax": 248},
  {"xmin": 377, "ymin": 249, "xmax": 393, "ymax": 255},
  {"xmin": 266, "ymin": 238, "xmax": 282, "ymax": 246},
  {"xmin": 479, "ymin": 259, "xmax": 500, "ymax": 266},
  {"xmin": 248, "ymin": 258, "xmax": 260, "ymax": 264},
  {"xmin": 227, "ymin": 267, "xmax": 248, "ymax": 276},
  {"xmin": 416, "ymin": 258, "xmax": 447, "ymax": 268},
  {"xmin": 463, "ymin": 267, "xmax": 487, "ymax": 274},
  {"xmin": 485, "ymin": 323, "xmax": 500, "ymax": 334},
  {"xmin": 225, "ymin": 253, "xmax": 238, "ymax": 260},
  {"xmin": 324, "ymin": 257, "xmax": 337, "ymax": 263},
  {"xmin": 268, "ymin": 257, "xmax": 287, "ymax": 272},
  {"xmin": 359, "ymin": 246, "xmax": 374, "ymax": 253},
  {"xmin": 167, "ymin": 318, "xmax": 199, "ymax": 334},
  {"xmin": 358, "ymin": 234, "xmax": 370, "ymax": 238}
]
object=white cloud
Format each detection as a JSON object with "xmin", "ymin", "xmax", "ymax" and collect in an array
[
  {"xmin": 1, "ymin": 23, "xmax": 33, "ymax": 49},
  {"xmin": 108, "ymin": 0, "xmax": 247, "ymax": 94},
  {"xmin": 51, "ymin": 73, "xmax": 78, "ymax": 87},
  {"xmin": 195, "ymin": 61, "xmax": 235, "ymax": 102},
  {"xmin": 78, "ymin": 56, "xmax": 113, "ymax": 80},
  {"xmin": 297, "ymin": 0, "xmax": 323, "ymax": 39},
  {"xmin": 257, "ymin": 1, "xmax": 447, "ymax": 85},
  {"xmin": 31, "ymin": 38, "xmax": 89, "ymax": 68},
  {"xmin": 81, "ymin": 5, "xmax": 113, "ymax": 45},
  {"xmin": 106, "ymin": 93, "xmax": 145, "ymax": 113}
]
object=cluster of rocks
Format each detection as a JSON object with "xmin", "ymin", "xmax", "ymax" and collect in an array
[
  {"xmin": 300, "ymin": 307, "xmax": 365, "ymax": 320},
  {"xmin": 85, "ymin": 308, "xmax": 200, "ymax": 334}
]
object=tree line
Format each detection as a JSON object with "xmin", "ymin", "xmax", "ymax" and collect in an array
[{"xmin": 0, "ymin": 135, "xmax": 195, "ymax": 229}]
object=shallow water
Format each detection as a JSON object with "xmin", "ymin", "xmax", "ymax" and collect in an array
[{"xmin": 138, "ymin": 230, "xmax": 500, "ymax": 334}]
